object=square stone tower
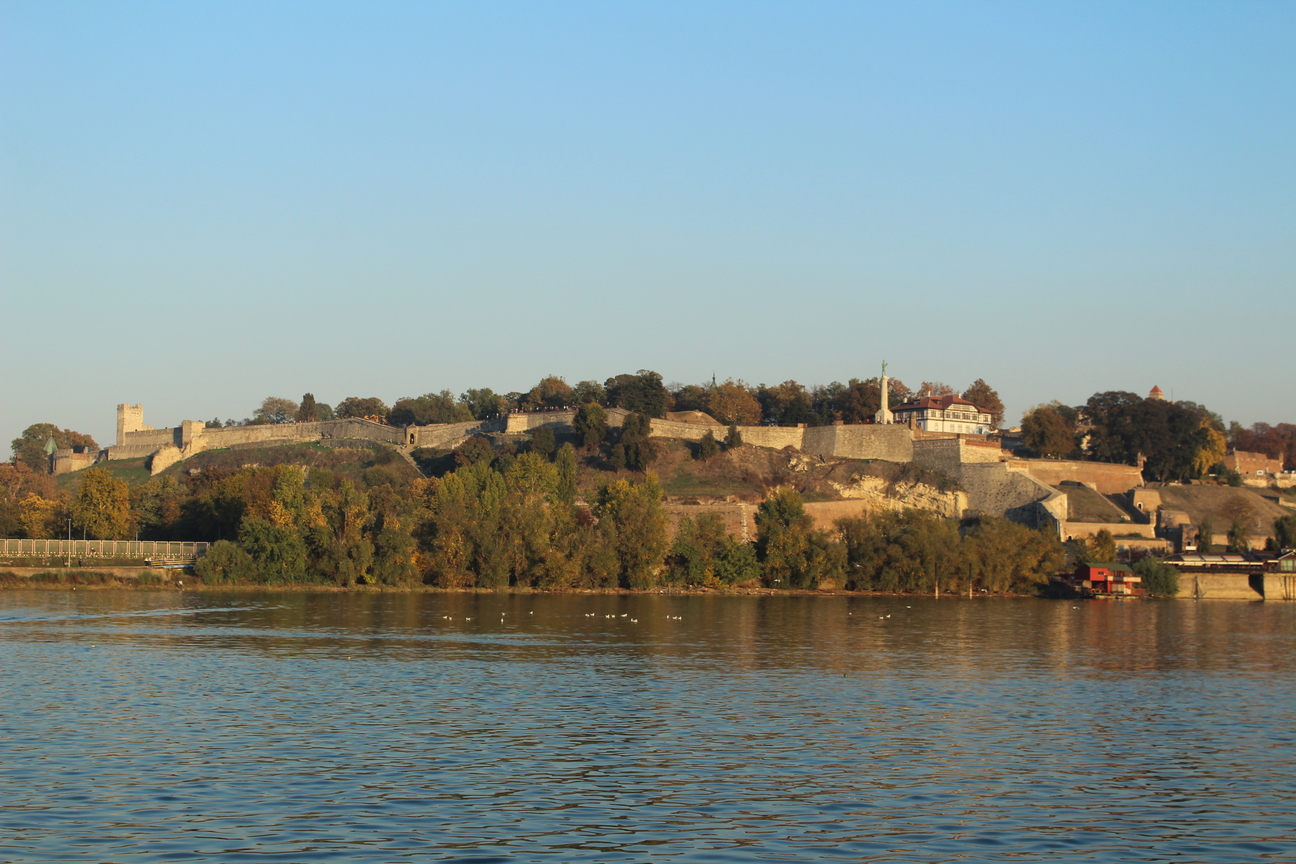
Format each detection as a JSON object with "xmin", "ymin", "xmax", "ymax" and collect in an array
[{"xmin": 116, "ymin": 404, "xmax": 149, "ymax": 446}]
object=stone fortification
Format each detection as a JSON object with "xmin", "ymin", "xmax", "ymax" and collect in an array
[
  {"xmin": 1007, "ymin": 459, "xmax": 1143, "ymax": 496},
  {"xmin": 408, "ymin": 420, "xmax": 499, "ymax": 449}
]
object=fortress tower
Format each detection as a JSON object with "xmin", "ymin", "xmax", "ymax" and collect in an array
[{"xmin": 116, "ymin": 404, "xmax": 151, "ymax": 446}]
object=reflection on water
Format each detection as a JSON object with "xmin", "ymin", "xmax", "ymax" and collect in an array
[{"xmin": 1, "ymin": 591, "xmax": 1293, "ymax": 862}]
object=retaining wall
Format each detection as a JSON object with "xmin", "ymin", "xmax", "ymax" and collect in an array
[
  {"xmin": 1007, "ymin": 459, "xmax": 1144, "ymax": 495},
  {"xmin": 1175, "ymin": 572, "xmax": 1264, "ymax": 600}
]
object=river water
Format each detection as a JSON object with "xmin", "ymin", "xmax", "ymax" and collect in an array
[{"xmin": 0, "ymin": 590, "xmax": 1293, "ymax": 863}]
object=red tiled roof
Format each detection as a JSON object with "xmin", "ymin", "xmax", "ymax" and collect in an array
[{"xmin": 891, "ymin": 394, "xmax": 987, "ymax": 413}]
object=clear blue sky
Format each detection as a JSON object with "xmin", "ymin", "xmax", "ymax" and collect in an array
[{"xmin": 3, "ymin": 1, "xmax": 1293, "ymax": 449}]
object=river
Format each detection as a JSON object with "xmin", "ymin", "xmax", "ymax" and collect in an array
[{"xmin": 1, "ymin": 590, "xmax": 1293, "ymax": 862}]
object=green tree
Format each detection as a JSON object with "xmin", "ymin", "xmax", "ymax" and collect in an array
[
  {"xmin": 573, "ymin": 380, "xmax": 607, "ymax": 405},
  {"xmin": 239, "ymin": 517, "xmax": 309, "ymax": 583},
  {"xmin": 1082, "ymin": 529, "xmax": 1117, "ymax": 565},
  {"xmin": 573, "ymin": 404, "xmax": 609, "ymax": 450},
  {"xmin": 1226, "ymin": 520, "xmax": 1250, "ymax": 554},
  {"xmin": 389, "ymin": 391, "xmax": 473, "ymax": 426},
  {"xmin": 1021, "ymin": 404, "xmax": 1076, "ymax": 459},
  {"xmin": 11, "ymin": 423, "xmax": 99, "ymax": 473},
  {"xmin": 596, "ymin": 475, "xmax": 669, "ymax": 589},
  {"xmin": 461, "ymin": 388, "xmax": 504, "ymax": 420},
  {"xmin": 71, "ymin": 467, "xmax": 133, "ymax": 539},
  {"xmin": 523, "ymin": 375, "xmax": 575, "ymax": 410},
  {"xmin": 254, "ymin": 396, "xmax": 300, "ymax": 424},
  {"xmin": 604, "ymin": 370, "xmax": 668, "ymax": 417},
  {"xmin": 555, "ymin": 443, "xmax": 578, "ymax": 506},
  {"xmin": 696, "ymin": 430, "xmax": 720, "ymax": 460},
  {"xmin": 335, "ymin": 396, "xmax": 390, "ymax": 420},
  {"xmin": 1133, "ymin": 557, "xmax": 1180, "ymax": 597},
  {"xmin": 1274, "ymin": 515, "xmax": 1296, "ymax": 551},
  {"xmin": 195, "ymin": 540, "xmax": 257, "ymax": 584},
  {"xmin": 1198, "ymin": 518, "xmax": 1214, "ymax": 553},
  {"xmin": 618, "ymin": 412, "xmax": 658, "ymax": 473},
  {"xmin": 528, "ymin": 426, "xmax": 557, "ymax": 459},
  {"xmin": 725, "ymin": 424, "xmax": 743, "ymax": 449},
  {"xmin": 296, "ymin": 393, "xmax": 318, "ymax": 423},
  {"xmin": 755, "ymin": 488, "xmax": 845, "ymax": 588}
]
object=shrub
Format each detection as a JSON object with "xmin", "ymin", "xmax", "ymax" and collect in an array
[
  {"xmin": 195, "ymin": 540, "xmax": 257, "ymax": 584},
  {"xmin": 1133, "ymin": 557, "xmax": 1181, "ymax": 597}
]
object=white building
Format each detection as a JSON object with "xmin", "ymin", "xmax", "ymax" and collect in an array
[{"xmin": 891, "ymin": 394, "xmax": 994, "ymax": 435}]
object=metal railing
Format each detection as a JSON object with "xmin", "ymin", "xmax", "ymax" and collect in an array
[{"xmin": 0, "ymin": 539, "xmax": 210, "ymax": 559}]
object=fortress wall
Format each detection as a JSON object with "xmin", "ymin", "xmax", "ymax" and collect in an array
[
  {"xmin": 957, "ymin": 463, "xmax": 1055, "ymax": 522},
  {"xmin": 1058, "ymin": 521, "xmax": 1157, "ymax": 540},
  {"xmin": 801, "ymin": 425, "xmax": 914, "ymax": 462},
  {"xmin": 121, "ymin": 428, "xmax": 177, "ymax": 449},
  {"xmin": 410, "ymin": 420, "xmax": 495, "ymax": 449},
  {"xmin": 1007, "ymin": 459, "xmax": 1143, "ymax": 495},
  {"xmin": 504, "ymin": 411, "xmax": 578, "ymax": 433},
  {"xmin": 912, "ymin": 439, "xmax": 964, "ymax": 475},
  {"xmin": 647, "ymin": 418, "xmax": 714, "ymax": 442},
  {"xmin": 959, "ymin": 440, "xmax": 1006, "ymax": 463},
  {"xmin": 107, "ymin": 443, "xmax": 167, "ymax": 461},
  {"xmin": 733, "ymin": 427, "xmax": 805, "ymax": 450},
  {"xmin": 52, "ymin": 450, "xmax": 98, "ymax": 475}
]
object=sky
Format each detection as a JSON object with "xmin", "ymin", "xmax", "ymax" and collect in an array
[{"xmin": 2, "ymin": 1, "xmax": 1293, "ymax": 449}]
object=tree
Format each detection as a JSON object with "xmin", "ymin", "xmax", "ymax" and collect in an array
[
  {"xmin": 195, "ymin": 540, "xmax": 256, "ymax": 584},
  {"xmin": 528, "ymin": 426, "xmax": 557, "ymax": 459},
  {"xmin": 254, "ymin": 397, "xmax": 300, "ymax": 425},
  {"xmin": 604, "ymin": 371, "xmax": 668, "ymax": 417},
  {"xmin": 1133, "ymin": 557, "xmax": 1180, "ymax": 597},
  {"xmin": 1273, "ymin": 515, "xmax": 1296, "ymax": 550},
  {"xmin": 1227, "ymin": 520, "xmax": 1250, "ymax": 554},
  {"xmin": 524, "ymin": 376, "xmax": 575, "ymax": 410},
  {"xmin": 11, "ymin": 423, "xmax": 99, "ymax": 472},
  {"xmin": 725, "ymin": 424, "xmax": 743, "ymax": 449},
  {"xmin": 919, "ymin": 381, "xmax": 956, "ymax": 397},
  {"xmin": 696, "ymin": 430, "xmax": 720, "ymax": 461},
  {"xmin": 755, "ymin": 487, "xmax": 846, "ymax": 588},
  {"xmin": 962, "ymin": 379, "xmax": 1005, "ymax": 428},
  {"xmin": 671, "ymin": 384, "xmax": 708, "ymax": 412},
  {"xmin": 1198, "ymin": 518, "xmax": 1214, "ymax": 553},
  {"xmin": 71, "ymin": 467, "xmax": 133, "ymax": 539},
  {"xmin": 0, "ymin": 463, "xmax": 55, "ymax": 536},
  {"xmin": 555, "ymin": 444, "xmax": 578, "ymax": 506},
  {"xmin": 296, "ymin": 393, "xmax": 318, "ymax": 423},
  {"xmin": 572, "ymin": 380, "xmax": 607, "ymax": 405},
  {"xmin": 617, "ymin": 412, "xmax": 658, "ymax": 473},
  {"xmin": 573, "ymin": 404, "xmax": 609, "ymax": 450},
  {"xmin": 389, "ymin": 391, "xmax": 473, "ymax": 426},
  {"xmin": 1083, "ymin": 529, "xmax": 1116, "ymax": 565},
  {"xmin": 1021, "ymin": 404, "xmax": 1077, "ymax": 459},
  {"xmin": 461, "ymin": 388, "xmax": 504, "ymax": 420},
  {"xmin": 239, "ymin": 517, "xmax": 308, "ymax": 583},
  {"xmin": 335, "ymin": 396, "xmax": 390, "ymax": 420},
  {"xmin": 596, "ymin": 475, "xmax": 669, "ymax": 589},
  {"xmin": 756, "ymin": 381, "xmax": 824, "ymax": 426},
  {"xmin": 704, "ymin": 380, "xmax": 762, "ymax": 426}
]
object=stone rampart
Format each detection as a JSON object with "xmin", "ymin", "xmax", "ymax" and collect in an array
[
  {"xmin": 802, "ymin": 425, "xmax": 914, "ymax": 461},
  {"xmin": 504, "ymin": 410, "xmax": 579, "ymax": 433},
  {"xmin": 1007, "ymin": 459, "xmax": 1143, "ymax": 495},
  {"xmin": 52, "ymin": 449, "xmax": 99, "ymax": 475},
  {"xmin": 1057, "ymin": 521, "xmax": 1156, "ymax": 541},
  {"xmin": 956, "ymin": 463, "xmax": 1057, "ymax": 525},
  {"xmin": 409, "ymin": 420, "xmax": 499, "ymax": 449}
]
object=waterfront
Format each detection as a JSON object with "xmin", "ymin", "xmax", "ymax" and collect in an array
[{"xmin": 1, "ymin": 591, "xmax": 1293, "ymax": 862}]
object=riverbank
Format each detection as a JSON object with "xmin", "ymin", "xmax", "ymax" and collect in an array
[{"xmin": 0, "ymin": 568, "xmax": 1050, "ymax": 598}]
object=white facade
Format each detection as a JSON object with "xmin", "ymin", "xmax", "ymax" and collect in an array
[{"xmin": 892, "ymin": 396, "xmax": 993, "ymax": 435}]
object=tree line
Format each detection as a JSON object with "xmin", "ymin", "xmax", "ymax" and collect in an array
[
  {"xmin": 1, "ymin": 427, "xmax": 1066, "ymax": 593},
  {"xmin": 1021, "ymin": 391, "xmax": 1295, "ymax": 480}
]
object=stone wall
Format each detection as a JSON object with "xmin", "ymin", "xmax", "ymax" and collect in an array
[
  {"xmin": 409, "ymin": 420, "xmax": 499, "ymax": 449},
  {"xmin": 1007, "ymin": 459, "xmax": 1144, "ymax": 495},
  {"xmin": 1057, "ymin": 521, "xmax": 1156, "ymax": 541},
  {"xmin": 52, "ymin": 449, "xmax": 98, "ymax": 475},
  {"xmin": 801, "ymin": 425, "xmax": 914, "ymax": 462},
  {"xmin": 1175, "ymin": 572, "xmax": 1265, "ymax": 600},
  {"xmin": 955, "ymin": 463, "xmax": 1057, "ymax": 525}
]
